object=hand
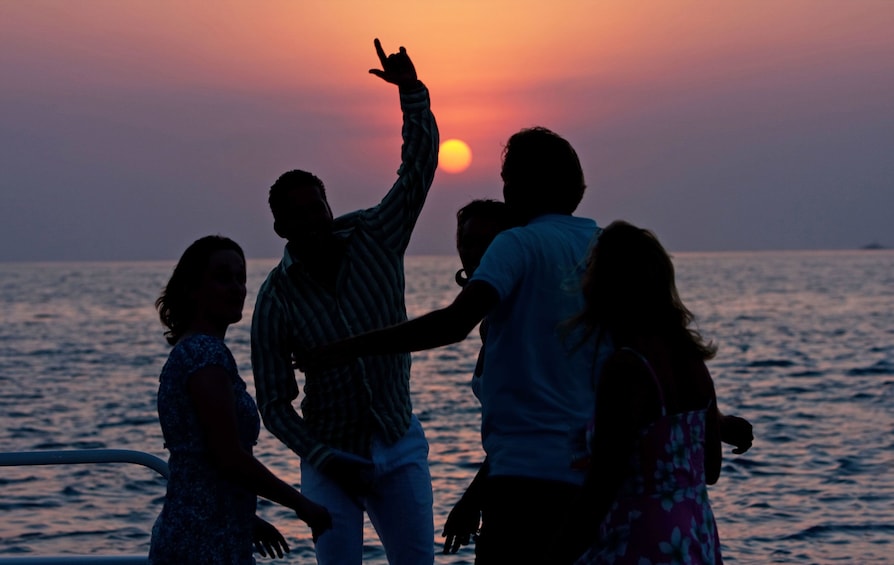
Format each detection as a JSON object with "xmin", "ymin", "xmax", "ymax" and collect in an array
[
  {"xmin": 368, "ymin": 38, "xmax": 419, "ymax": 89},
  {"xmin": 252, "ymin": 516, "xmax": 290, "ymax": 559},
  {"xmin": 720, "ymin": 414, "xmax": 754, "ymax": 454},
  {"xmin": 321, "ymin": 451, "xmax": 375, "ymax": 509},
  {"xmin": 295, "ymin": 498, "xmax": 333, "ymax": 543},
  {"xmin": 441, "ymin": 494, "xmax": 480, "ymax": 554}
]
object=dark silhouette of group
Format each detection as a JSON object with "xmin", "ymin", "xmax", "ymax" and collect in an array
[{"xmin": 149, "ymin": 38, "xmax": 752, "ymax": 565}]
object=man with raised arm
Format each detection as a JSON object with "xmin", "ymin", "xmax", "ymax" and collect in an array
[
  {"xmin": 304, "ymin": 127, "xmax": 754, "ymax": 564},
  {"xmin": 306, "ymin": 126, "xmax": 599, "ymax": 564},
  {"xmin": 251, "ymin": 38, "xmax": 438, "ymax": 565}
]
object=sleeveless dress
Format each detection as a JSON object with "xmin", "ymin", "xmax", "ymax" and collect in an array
[
  {"xmin": 149, "ymin": 334, "xmax": 261, "ymax": 565},
  {"xmin": 575, "ymin": 350, "xmax": 723, "ymax": 565}
]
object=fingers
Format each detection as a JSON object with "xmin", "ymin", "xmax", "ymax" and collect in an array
[
  {"xmin": 732, "ymin": 442, "xmax": 752, "ymax": 454},
  {"xmin": 254, "ymin": 535, "xmax": 288, "ymax": 558},
  {"xmin": 274, "ymin": 531, "xmax": 288, "ymax": 557},
  {"xmin": 275, "ymin": 540, "xmax": 287, "ymax": 558},
  {"xmin": 374, "ymin": 38, "xmax": 387, "ymax": 65},
  {"xmin": 441, "ymin": 531, "xmax": 472, "ymax": 554},
  {"xmin": 443, "ymin": 535, "xmax": 461, "ymax": 554}
]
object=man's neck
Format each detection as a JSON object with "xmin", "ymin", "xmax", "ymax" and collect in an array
[{"xmin": 288, "ymin": 236, "xmax": 345, "ymax": 289}]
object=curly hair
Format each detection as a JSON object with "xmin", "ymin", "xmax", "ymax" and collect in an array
[
  {"xmin": 500, "ymin": 127, "xmax": 586, "ymax": 217},
  {"xmin": 572, "ymin": 220, "xmax": 716, "ymax": 360},
  {"xmin": 156, "ymin": 235, "xmax": 245, "ymax": 346}
]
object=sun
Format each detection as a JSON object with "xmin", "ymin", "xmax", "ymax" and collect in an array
[{"xmin": 439, "ymin": 139, "xmax": 472, "ymax": 174}]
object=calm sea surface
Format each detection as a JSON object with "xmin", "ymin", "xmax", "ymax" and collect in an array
[{"xmin": 1, "ymin": 251, "xmax": 893, "ymax": 563}]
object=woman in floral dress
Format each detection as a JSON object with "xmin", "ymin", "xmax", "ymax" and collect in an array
[
  {"xmin": 562, "ymin": 221, "xmax": 723, "ymax": 564},
  {"xmin": 149, "ymin": 235, "xmax": 331, "ymax": 564}
]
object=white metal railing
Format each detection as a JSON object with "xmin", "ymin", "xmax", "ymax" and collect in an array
[{"xmin": 0, "ymin": 449, "xmax": 168, "ymax": 565}]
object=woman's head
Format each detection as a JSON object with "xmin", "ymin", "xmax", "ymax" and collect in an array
[
  {"xmin": 156, "ymin": 235, "xmax": 246, "ymax": 345},
  {"xmin": 455, "ymin": 199, "xmax": 513, "ymax": 286},
  {"xmin": 578, "ymin": 221, "xmax": 714, "ymax": 358}
]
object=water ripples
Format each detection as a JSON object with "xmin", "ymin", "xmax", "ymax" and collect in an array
[{"xmin": 1, "ymin": 251, "xmax": 893, "ymax": 563}]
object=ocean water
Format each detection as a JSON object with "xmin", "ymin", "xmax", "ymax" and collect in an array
[{"xmin": 1, "ymin": 250, "xmax": 892, "ymax": 564}]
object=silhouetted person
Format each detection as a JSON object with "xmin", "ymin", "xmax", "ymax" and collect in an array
[
  {"xmin": 250, "ymin": 39, "xmax": 439, "ymax": 565},
  {"xmin": 305, "ymin": 127, "xmax": 600, "ymax": 564},
  {"xmin": 150, "ymin": 235, "xmax": 330, "ymax": 565},
  {"xmin": 442, "ymin": 199, "xmax": 515, "ymax": 556},
  {"xmin": 559, "ymin": 221, "xmax": 724, "ymax": 564}
]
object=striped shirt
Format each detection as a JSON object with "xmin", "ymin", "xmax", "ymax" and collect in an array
[{"xmin": 251, "ymin": 85, "xmax": 438, "ymax": 469}]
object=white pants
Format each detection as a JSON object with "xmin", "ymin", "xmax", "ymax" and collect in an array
[{"xmin": 301, "ymin": 415, "xmax": 434, "ymax": 565}]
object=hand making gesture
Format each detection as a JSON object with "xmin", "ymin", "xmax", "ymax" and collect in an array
[{"xmin": 369, "ymin": 38, "xmax": 421, "ymax": 90}]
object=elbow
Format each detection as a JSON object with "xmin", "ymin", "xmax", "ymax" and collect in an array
[
  {"xmin": 443, "ymin": 321, "xmax": 474, "ymax": 345},
  {"xmin": 439, "ymin": 304, "xmax": 481, "ymax": 345}
]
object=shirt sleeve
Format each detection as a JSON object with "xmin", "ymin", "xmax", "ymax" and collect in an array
[
  {"xmin": 251, "ymin": 285, "xmax": 333, "ymax": 468},
  {"xmin": 177, "ymin": 335, "xmax": 233, "ymax": 376},
  {"xmin": 468, "ymin": 229, "xmax": 527, "ymax": 301},
  {"xmin": 365, "ymin": 83, "xmax": 439, "ymax": 253}
]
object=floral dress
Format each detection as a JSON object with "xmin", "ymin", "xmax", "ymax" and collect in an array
[
  {"xmin": 575, "ymin": 354, "xmax": 722, "ymax": 564},
  {"xmin": 149, "ymin": 334, "xmax": 261, "ymax": 565}
]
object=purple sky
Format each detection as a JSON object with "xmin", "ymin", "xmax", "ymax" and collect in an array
[{"xmin": 2, "ymin": 1, "xmax": 893, "ymax": 261}]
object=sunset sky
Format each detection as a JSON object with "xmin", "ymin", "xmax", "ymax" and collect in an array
[{"xmin": 2, "ymin": 1, "xmax": 893, "ymax": 261}]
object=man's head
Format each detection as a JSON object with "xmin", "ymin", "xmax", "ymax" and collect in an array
[
  {"xmin": 268, "ymin": 170, "xmax": 334, "ymax": 243},
  {"xmin": 500, "ymin": 127, "xmax": 586, "ymax": 223}
]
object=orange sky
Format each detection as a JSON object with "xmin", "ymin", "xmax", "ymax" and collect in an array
[{"xmin": 2, "ymin": 1, "xmax": 893, "ymax": 259}]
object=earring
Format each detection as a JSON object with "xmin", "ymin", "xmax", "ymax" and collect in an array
[{"xmin": 455, "ymin": 268, "xmax": 468, "ymax": 287}]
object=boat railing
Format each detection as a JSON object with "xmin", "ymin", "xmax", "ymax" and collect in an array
[{"xmin": 0, "ymin": 449, "xmax": 168, "ymax": 565}]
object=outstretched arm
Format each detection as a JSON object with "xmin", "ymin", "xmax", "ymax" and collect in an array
[
  {"xmin": 302, "ymin": 280, "xmax": 498, "ymax": 370},
  {"xmin": 365, "ymin": 38, "xmax": 439, "ymax": 253}
]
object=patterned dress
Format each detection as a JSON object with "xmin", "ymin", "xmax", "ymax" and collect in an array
[
  {"xmin": 149, "ymin": 334, "xmax": 261, "ymax": 565},
  {"xmin": 575, "ymin": 357, "xmax": 722, "ymax": 564}
]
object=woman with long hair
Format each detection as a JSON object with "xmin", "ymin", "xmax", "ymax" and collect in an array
[
  {"xmin": 564, "ymin": 221, "xmax": 723, "ymax": 564},
  {"xmin": 150, "ymin": 235, "xmax": 330, "ymax": 564}
]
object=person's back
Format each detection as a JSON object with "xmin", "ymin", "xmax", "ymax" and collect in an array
[
  {"xmin": 465, "ymin": 126, "xmax": 599, "ymax": 564},
  {"xmin": 472, "ymin": 213, "xmax": 597, "ymax": 485},
  {"xmin": 299, "ymin": 126, "xmax": 600, "ymax": 565},
  {"xmin": 566, "ymin": 221, "xmax": 723, "ymax": 565},
  {"xmin": 152, "ymin": 333, "xmax": 259, "ymax": 564},
  {"xmin": 575, "ymin": 344, "xmax": 722, "ymax": 565},
  {"xmin": 151, "ymin": 236, "xmax": 329, "ymax": 565}
]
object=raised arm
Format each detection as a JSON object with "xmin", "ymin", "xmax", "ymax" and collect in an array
[{"xmin": 366, "ymin": 38, "xmax": 439, "ymax": 252}]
